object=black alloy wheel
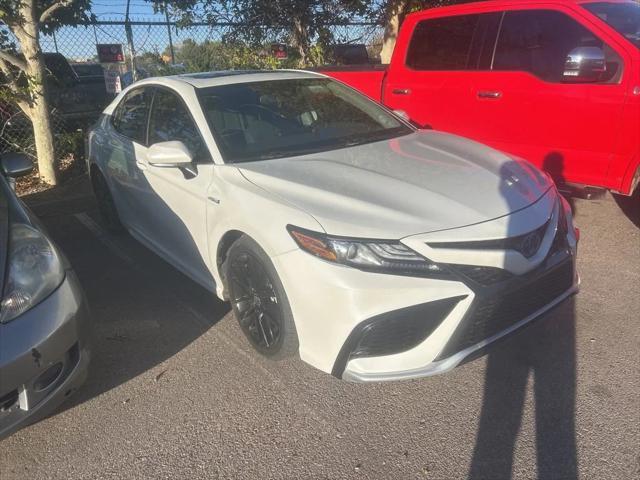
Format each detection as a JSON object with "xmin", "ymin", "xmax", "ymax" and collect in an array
[{"xmin": 226, "ymin": 236, "xmax": 298, "ymax": 358}]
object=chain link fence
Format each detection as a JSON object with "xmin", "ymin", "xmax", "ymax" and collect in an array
[
  {"xmin": 1, "ymin": 19, "xmax": 383, "ymax": 159},
  {"xmin": 38, "ymin": 20, "xmax": 383, "ymax": 63},
  {"xmin": 0, "ymin": 103, "xmax": 78, "ymax": 160}
]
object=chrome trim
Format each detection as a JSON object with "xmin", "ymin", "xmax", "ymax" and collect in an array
[{"xmin": 490, "ymin": 12, "xmax": 505, "ymax": 70}]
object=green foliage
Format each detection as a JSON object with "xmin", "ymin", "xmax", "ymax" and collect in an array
[
  {"xmin": 172, "ymin": 39, "xmax": 282, "ymax": 72},
  {"xmin": 0, "ymin": 1, "xmax": 93, "ymax": 31},
  {"xmin": 135, "ymin": 51, "xmax": 176, "ymax": 76},
  {"xmin": 149, "ymin": 0, "xmax": 371, "ymax": 63}
]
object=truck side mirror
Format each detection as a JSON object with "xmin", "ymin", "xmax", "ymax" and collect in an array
[{"xmin": 563, "ymin": 46, "xmax": 606, "ymax": 83}]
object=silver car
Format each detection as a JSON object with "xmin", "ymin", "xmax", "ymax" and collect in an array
[{"xmin": 0, "ymin": 153, "xmax": 91, "ymax": 439}]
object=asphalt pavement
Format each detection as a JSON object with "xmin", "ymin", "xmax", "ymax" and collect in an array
[{"xmin": 0, "ymin": 176, "xmax": 638, "ymax": 480}]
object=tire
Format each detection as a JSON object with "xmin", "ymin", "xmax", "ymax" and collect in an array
[
  {"xmin": 225, "ymin": 235, "xmax": 299, "ymax": 360},
  {"xmin": 91, "ymin": 168, "xmax": 123, "ymax": 233}
]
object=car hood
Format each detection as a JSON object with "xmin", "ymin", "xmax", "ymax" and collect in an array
[{"xmin": 237, "ymin": 131, "xmax": 552, "ymax": 238}]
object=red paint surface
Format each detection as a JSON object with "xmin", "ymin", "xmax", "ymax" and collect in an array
[{"xmin": 321, "ymin": 0, "xmax": 640, "ymax": 195}]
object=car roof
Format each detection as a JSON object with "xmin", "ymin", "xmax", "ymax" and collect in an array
[
  {"xmin": 140, "ymin": 69, "xmax": 326, "ymax": 89},
  {"xmin": 105, "ymin": 70, "xmax": 329, "ymax": 115}
]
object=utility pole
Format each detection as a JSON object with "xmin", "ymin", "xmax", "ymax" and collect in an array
[{"xmin": 125, "ymin": 0, "xmax": 137, "ymax": 81}]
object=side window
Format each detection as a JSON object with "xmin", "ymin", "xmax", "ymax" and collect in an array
[
  {"xmin": 148, "ymin": 89, "xmax": 208, "ymax": 161},
  {"xmin": 112, "ymin": 88, "xmax": 152, "ymax": 144},
  {"xmin": 406, "ymin": 14, "xmax": 483, "ymax": 70},
  {"xmin": 493, "ymin": 10, "xmax": 622, "ymax": 83}
]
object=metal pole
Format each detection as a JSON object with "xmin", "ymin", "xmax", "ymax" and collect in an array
[
  {"xmin": 125, "ymin": 0, "xmax": 137, "ymax": 81},
  {"xmin": 164, "ymin": 2, "xmax": 175, "ymax": 64},
  {"xmin": 52, "ymin": 30, "xmax": 59, "ymax": 54}
]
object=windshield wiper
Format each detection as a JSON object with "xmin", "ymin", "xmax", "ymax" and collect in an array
[{"xmin": 339, "ymin": 128, "xmax": 405, "ymax": 148}]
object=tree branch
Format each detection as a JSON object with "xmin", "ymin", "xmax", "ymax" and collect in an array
[
  {"xmin": 0, "ymin": 49, "xmax": 27, "ymax": 71},
  {"xmin": 0, "ymin": 57, "xmax": 31, "ymax": 116},
  {"xmin": 39, "ymin": 0, "xmax": 74, "ymax": 24}
]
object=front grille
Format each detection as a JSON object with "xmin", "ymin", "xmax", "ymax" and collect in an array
[
  {"xmin": 436, "ymin": 259, "xmax": 574, "ymax": 360},
  {"xmin": 451, "ymin": 264, "xmax": 514, "ymax": 285},
  {"xmin": 427, "ymin": 218, "xmax": 551, "ymax": 258}
]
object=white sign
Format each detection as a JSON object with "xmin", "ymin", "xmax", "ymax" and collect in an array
[{"xmin": 104, "ymin": 69, "xmax": 122, "ymax": 95}]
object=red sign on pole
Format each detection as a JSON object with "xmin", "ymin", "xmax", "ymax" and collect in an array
[
  {"xmin": 97, "ymin": 44, "xmax": 125, "ymax": 63},
  {"xmin": 271, "ymin": 44, "xmax": 288, "ymax": 60}
]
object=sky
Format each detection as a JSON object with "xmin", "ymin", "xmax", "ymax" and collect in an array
[
  {"xmin": 41, "ymin": 1, "xmax": 185, "ymax": 61},
  {"xmin": 90, "ymin": 1, "xmax": 166, "ymax": 21}
]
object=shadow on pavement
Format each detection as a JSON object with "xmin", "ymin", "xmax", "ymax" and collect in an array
[
  {"xmin": 22, "ymin": 176, "xmax": 230, "ymax": 415},
  {"xmin": 468, "ymin": 299, "xmax": 577, "ymax": 479},
  {"xmin": 468, "ymin": 161, "xmax": 578, "ymax": 479}
]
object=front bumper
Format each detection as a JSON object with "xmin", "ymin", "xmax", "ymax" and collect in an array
[
  {"xmin": 273, "ymin": 191, "xmax": 578, "ymax": 382},
  {"xmin": 342, "ymin": 273, "xmax": 578, "ymax": 382},
  {"xmin": 0, "ymin": 270, "xmax": 91, "ymax": 440}
]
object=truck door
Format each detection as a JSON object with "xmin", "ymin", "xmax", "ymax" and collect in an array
[
  {"xmin": 468, "ymin": 8, "xmax": 628, "ymax": 188},
  {"xmin": 383, "ymin": 12, "xmax": 501, "ymax": 135}
]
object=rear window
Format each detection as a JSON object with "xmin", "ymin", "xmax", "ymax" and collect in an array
[
  {"xmin": 72, "ymin": 63, "xmax": 104, "ymax": 77},
  {"xmin": 406, "ymin": 14, "xmax": 482, "ymax": 70},
  {"xmin": 44, "ymin": 53, "xmax": 78, "ymax": 84}
]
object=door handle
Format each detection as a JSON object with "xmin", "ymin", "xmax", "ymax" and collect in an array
[
  {"xmin": 392, "ymin": 88, "xmax": 411, "ymax": 95},
  {"xmin": 477, "ymin": 90, "xmax": 502, "ymax": 99}
]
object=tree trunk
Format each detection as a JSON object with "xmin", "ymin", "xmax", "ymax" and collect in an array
[
  {"xmin": 291, "ymin": 16, "xmax": 309, "ymax": 66},
  {"xmin": 17, "ymin": 1, "xmax": 58, "ymax": 186},
  {"xmin": 380, "ymin": 0, "xmax": 409, "ymax": 64}
]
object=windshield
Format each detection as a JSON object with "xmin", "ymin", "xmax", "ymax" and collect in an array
[
  {"xmin": 583, "ymin": 2, "xmax": 640, "ymax": 48},
  {"xmin": 197, "ymin": 78, "xmax": 412, "ymax": 163}
]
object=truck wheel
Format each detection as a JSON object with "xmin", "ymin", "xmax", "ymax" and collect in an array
[{"xmin": 225, "ymin": 235, "xmax": 299, "ymax": 359}]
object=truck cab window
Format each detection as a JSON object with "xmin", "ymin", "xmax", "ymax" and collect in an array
[
  {"xmin": 406, "ymin": 14, "xmax": 482, "ymax": 70},
  {"xmin": 493, "ymin": 9, "xmax": 622, "ymax": 83}
]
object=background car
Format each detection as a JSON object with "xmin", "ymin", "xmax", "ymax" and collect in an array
[
  {"xmin": 0, "ymin": 153, "xmax": 91, "ymax": 440},
  {"xmin": 43, "ymin": 53, "xmax": 111, "ymax": 129},
  {"xmin": 87, "ymin": 70, "xmax": 578, "ymax": 382}
]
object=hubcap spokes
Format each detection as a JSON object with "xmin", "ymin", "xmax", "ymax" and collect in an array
[{"xmin": 230, "ymin": 253, "xmax": 281, "ymax": 349}]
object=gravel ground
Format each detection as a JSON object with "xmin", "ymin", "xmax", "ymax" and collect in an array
[{"xmin": 0, "ymin": 177, "xmax": 638, "ymax": 480}]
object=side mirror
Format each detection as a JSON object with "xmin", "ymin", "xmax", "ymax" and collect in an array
[
  {"xmin": 148, "ymin": 141, "xmax": 193, "ymax": 168},
  {"xmin": 563, "ymin": 46, "xmax": 606, "ymax": 83},
  {"xmin": 1, "ymin": 153, "xmax": 34, "ymax": 178}
]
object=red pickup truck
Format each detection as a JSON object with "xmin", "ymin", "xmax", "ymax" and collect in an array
[{"xmin": 320, "ymin": 0, "xmax": 640, "ymax": 197}]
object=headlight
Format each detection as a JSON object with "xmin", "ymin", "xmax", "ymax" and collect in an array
[
  {"xmin": 287, "ymin": 226, "xmax": 446, "ymax": 277},
  {"xmin": 0, "ymin": 224, "xmax": 65, "ymax": 323}
]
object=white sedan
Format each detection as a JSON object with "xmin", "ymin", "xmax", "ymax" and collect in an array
[{"xmin": 86, "ymin": 70, "xmax": 579, "ymax": 382}]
